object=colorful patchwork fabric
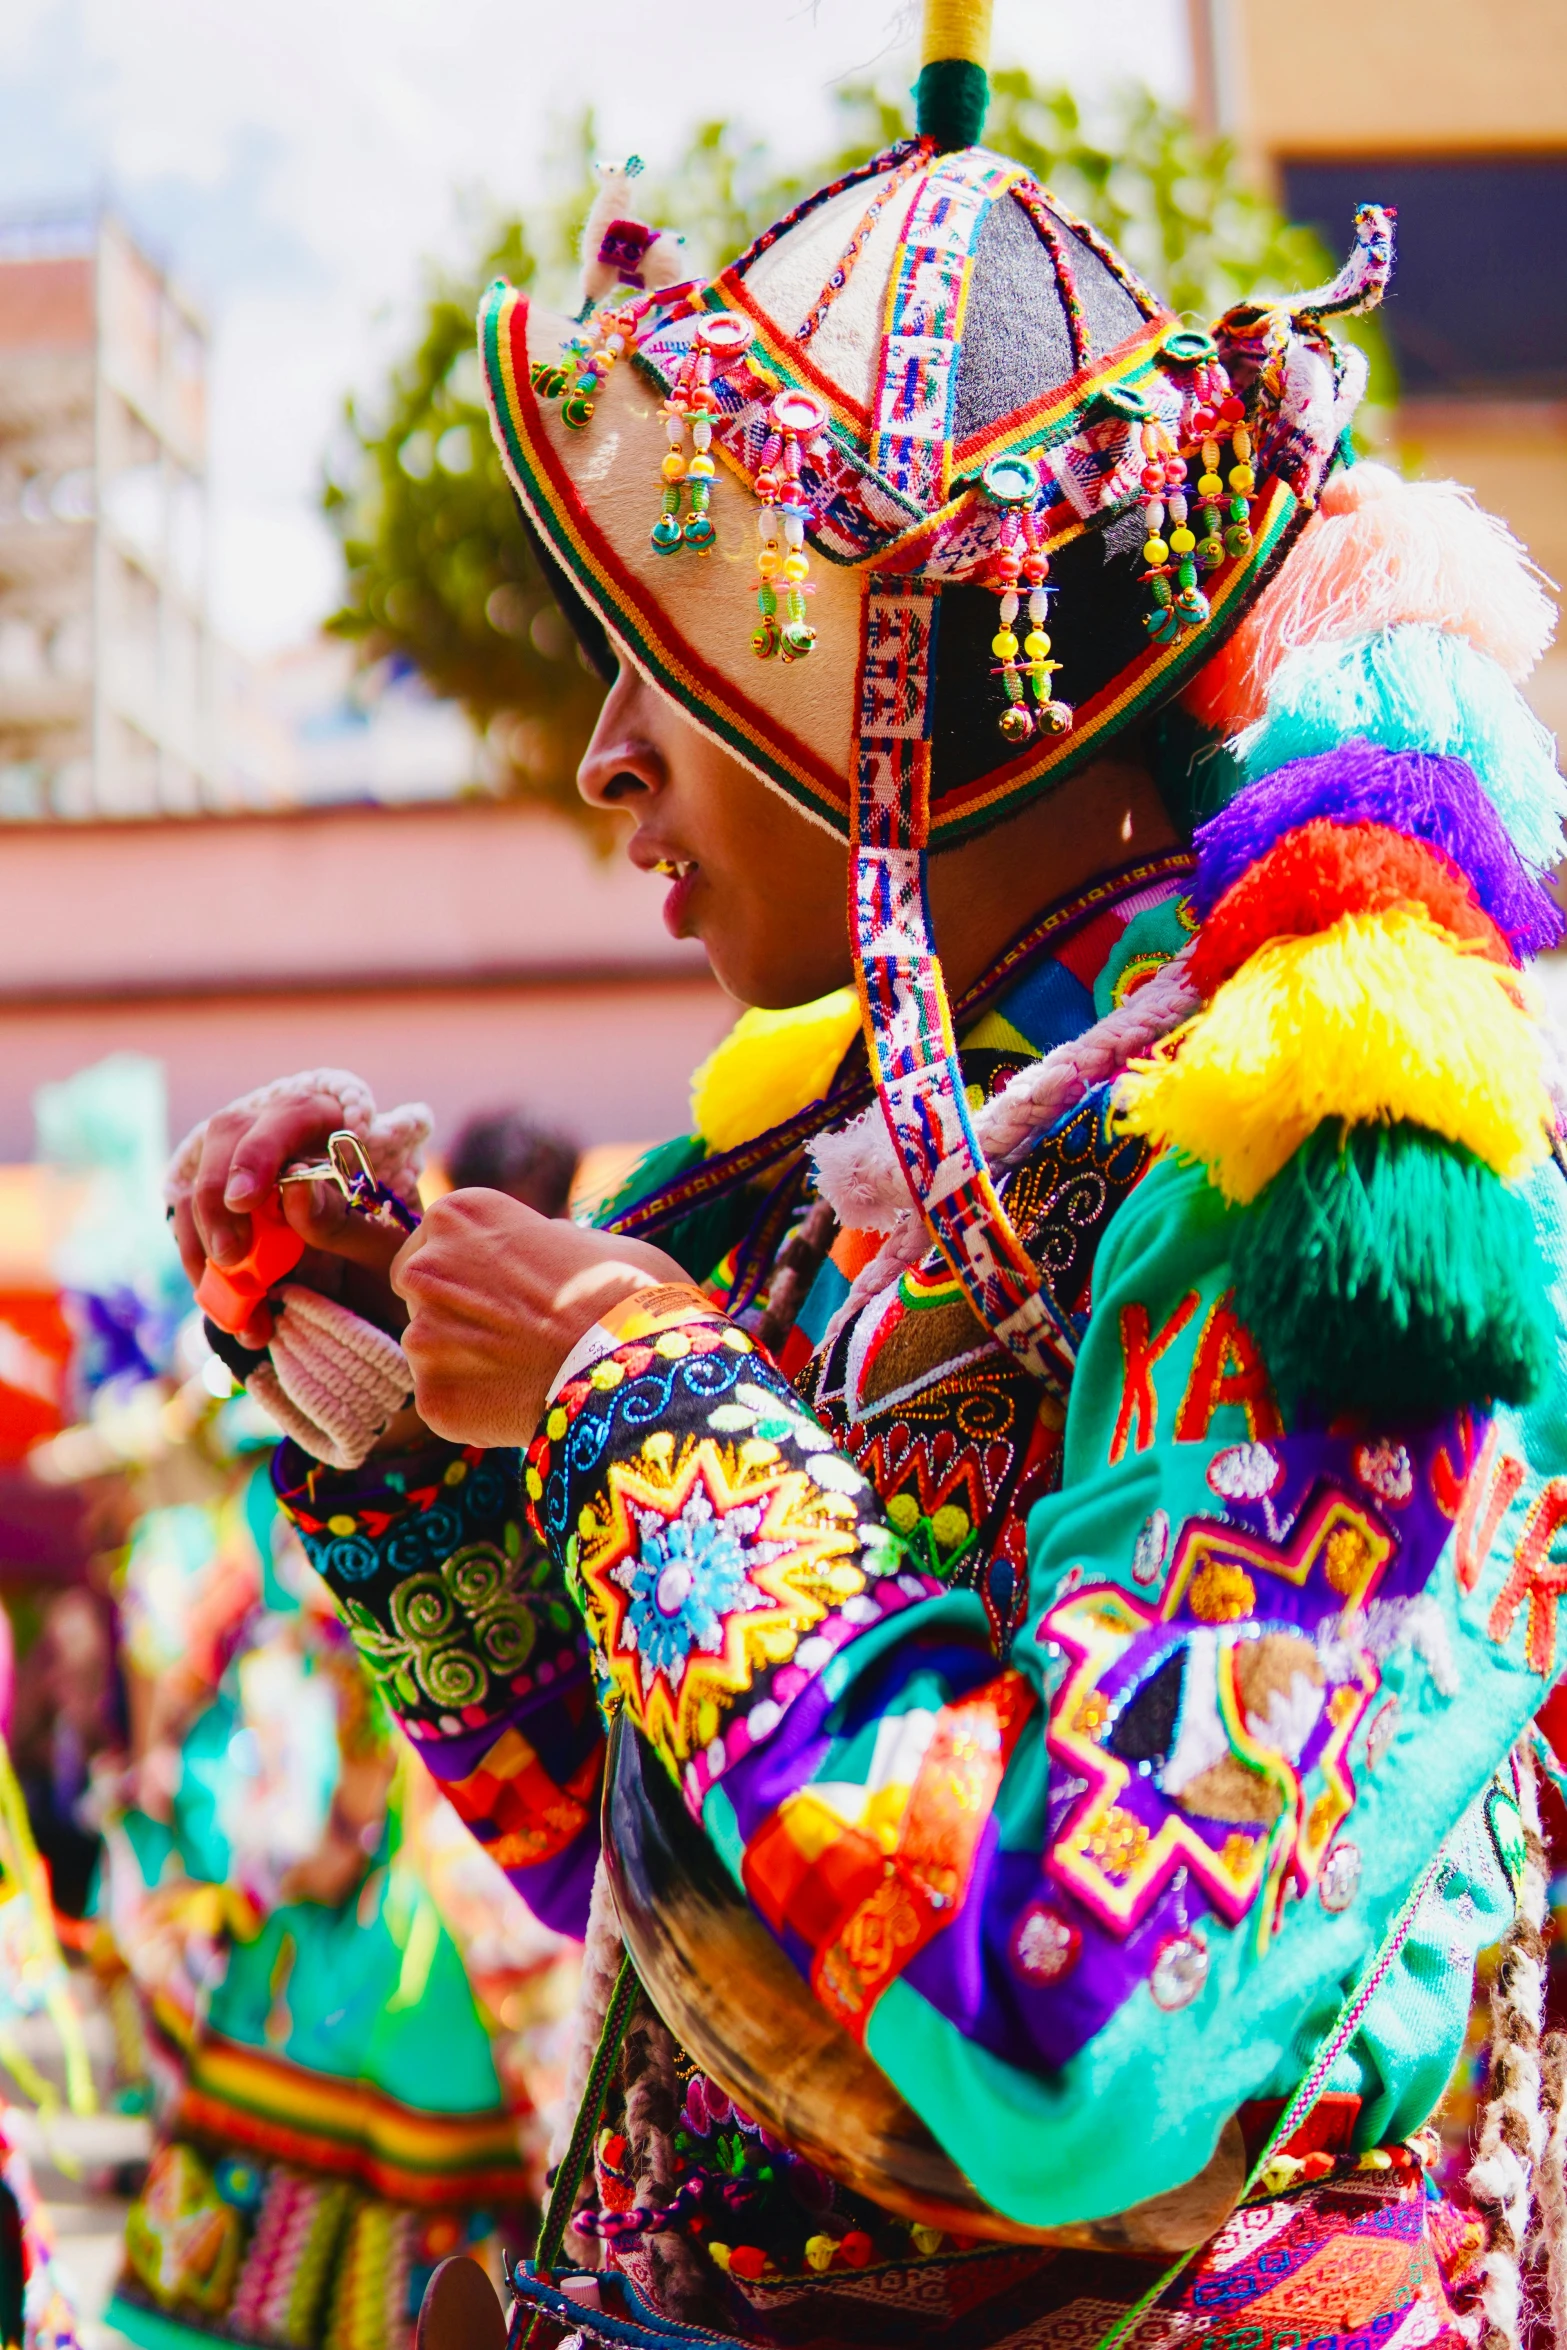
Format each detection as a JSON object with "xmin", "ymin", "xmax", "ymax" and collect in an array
[
  {"xmin": 273, "ymin": 1442, "xmax": 603, "ymax": 1938},
  {"xmin": 506, "ymin": 2147, "xmax": 1484, "ymax": 2350},
  {"xmin": 527, "ymin": 1130, "xmax": 1565, "ymax": 2231}
]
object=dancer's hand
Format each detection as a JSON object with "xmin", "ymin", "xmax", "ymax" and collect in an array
[
  {"xmin": 391, "ymin": 1189, "xmax": 686, "ymax": 1447},
  {"xmin": 171, "ymin": 1078, "xmax": 405, "ymax": 1347}
]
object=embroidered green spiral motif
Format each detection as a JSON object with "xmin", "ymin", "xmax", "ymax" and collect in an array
[{"xmin": 346, "ymin": 1542, "xmax": 537, "ymax": 1713}]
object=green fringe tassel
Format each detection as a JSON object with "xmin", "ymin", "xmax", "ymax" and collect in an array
[
  {"xmin": 914, "ymin": 57, "xmax": 989, "ymax": 151},
  {"xmin": 1230, "ymin": 1119, "xmax": 1553, "ymax": 1418}
]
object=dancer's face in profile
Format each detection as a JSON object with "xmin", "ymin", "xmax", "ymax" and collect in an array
[
  {"xmin": 577, "ymin": 655, "xmax": 852, "ymax": 1010},
  {"xmin": 577, "ymin": 643, "xmax": 1177, "ymax": 1012}
]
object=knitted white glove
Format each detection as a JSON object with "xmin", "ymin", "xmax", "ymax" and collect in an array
[
  {"xmin": 244, "ymin": 1285, "xmax": 412, "ymax": 1471},
  {"xmin": 164, "ymin": 1068, "xmax": 433, "ymax": 1216}
]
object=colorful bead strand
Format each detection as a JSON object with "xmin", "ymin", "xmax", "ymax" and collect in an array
[
  {"xmin": 1226, "ymin": 406, "xmax": 1255, "ymax": 558},
  {"xmin": 1196, "ymin": 427, "xmax": 1227, "ymax": 575},
  {"xmin": 530, "ymin": 301, "xmax": 638, "ymax": 430},
  {"xmin": 1158, "ymin": 329, "xmax": 1253, "ymax": 584},
  {"xmin": 751, "ymin": 389, "xmax": 825, "ymax": 661},
  {"xmin": 651, "ymin": 313, "xmax": 753, "ymax": 556},
  {"xmin": 982, "ymin": 455, "xmax": 1070, "ymax": 741},
  {"xmin": 1140, "ymin": 419, "xmax": 1202, "ymax": 642}
]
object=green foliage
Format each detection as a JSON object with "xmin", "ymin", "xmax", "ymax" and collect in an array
[{"xmin": 324, "ymin": 70, "xmax": 1386, "ymax": 821}]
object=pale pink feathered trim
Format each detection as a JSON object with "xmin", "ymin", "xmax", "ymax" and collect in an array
[{"xmin": 1185, "ymin": 463, "xmax": 1558, "ymax": 737}]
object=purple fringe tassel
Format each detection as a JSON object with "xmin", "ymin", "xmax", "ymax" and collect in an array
[{"xmin": 1191, "ymin": 738, "xmax": 1564, "ymax": 957}]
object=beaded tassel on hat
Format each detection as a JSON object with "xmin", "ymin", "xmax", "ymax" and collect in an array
[
  {"xmin": 1140, "ymin": 334, "xmax": 1255, "ymax": 639},
  {"xmin": 981, "ymin": 455, "xmax": 1070, "ymax": 742},
  {"xmin": 752, "ymin": 389, "xmax": 825, "ymax": 660},
  {"xmin": 1163, "ymin": 332, "xmax": 1233, "ymax": 575},
  {"xmin": 530, "ymin": 299, "xmax": 645, "ymax": 430},
  {"xmin": 1177, "ymin": 336, "xmax": 1252, "ymax": 565},
  {"xmin": 652, "ymin": 312, "xmax": 753, "ymax": 554},
  {"xmin": 530, "ymin": 302, "xmax": 639, "ymax": 431},
  {"xmin": 1184, "ymin": 341, "xmax": 1258, "ymax": 563},
  {"xmin": 1141, "ymin": 417, "xmax": 1201, "ymax": 642}
]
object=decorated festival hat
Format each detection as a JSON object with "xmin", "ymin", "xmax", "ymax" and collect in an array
[
  {"xmin": 484, "ymin": 12, "xmax": 1390, "ymax": 847},
  {"xmin": 482, "ymin": 0, "xmax": 1564, "ymax": 1423}
]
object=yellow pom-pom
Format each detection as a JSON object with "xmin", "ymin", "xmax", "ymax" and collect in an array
[
  {"xmin": 1115, "ymin": 907, "xmax": 1551, "ymax": 1203},
  {"xmin": 689, "ymin": 989, "xmax": 863, "ymax": 1151}
]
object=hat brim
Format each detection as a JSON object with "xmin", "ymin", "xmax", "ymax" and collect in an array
[{"xmin": 485, "ymin": 287, "xmax": 863, "ymax": 836}]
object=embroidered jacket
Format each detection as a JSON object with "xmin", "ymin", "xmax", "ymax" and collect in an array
[{"xmin": 274, "ymin": 866, "xmax": 1557, "ymax": 2230}]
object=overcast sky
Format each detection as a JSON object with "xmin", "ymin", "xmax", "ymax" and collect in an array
[{"xmin": 0, "ymin": 1, "xmax": 1190, "ymax": 656}]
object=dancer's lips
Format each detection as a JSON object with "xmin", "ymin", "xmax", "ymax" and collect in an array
[{"xmin": 650, "ymin": 855, "xmax": 699, "ymax": 936}]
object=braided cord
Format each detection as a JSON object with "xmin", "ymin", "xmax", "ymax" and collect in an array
[
  {"xmin": 520, "ymin": 1954, "xmax": 640, "ymax": 2346},
  {"xmin": 1539, "ymin": 2031, "xmax": 1567, "ymax": 2345},
  {"xmin": 1011, "ymin": 182, "xmax": 1090, "ymax": 371},
  {"xmin": 1469, "ymin": 1744, "xmax": 1550, "ymax": 2350},
  {"xmin": 795, "ymin": 147, "xmax": 929, "ymax": 346}
]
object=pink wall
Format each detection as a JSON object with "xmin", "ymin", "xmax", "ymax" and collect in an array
[{"xmin": 0, "ymin": 802, "xmax": 732, "ymax": 1159}]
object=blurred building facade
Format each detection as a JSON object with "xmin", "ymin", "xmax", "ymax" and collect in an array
[
  {"xmin": 0, "ymin": 209, "xmax": 217, "ymax": 819},
  {"xmin": 1192, "ymin": 0, "xmax": 1567, "ymax": 736},
  {"xmin": 0, "ymin": 798, "xmax": 729, "ymax": 1165},
  {"xmin": 0, "ymin": 210, "xmax": 725, "ymax": 1147}
]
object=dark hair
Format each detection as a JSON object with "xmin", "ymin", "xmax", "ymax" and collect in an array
[{"xmin": 446, "ymin": 1109, "xmax": 579, "ymax": 1217}]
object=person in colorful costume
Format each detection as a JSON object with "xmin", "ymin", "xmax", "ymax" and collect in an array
[
  {"xmin": 0, "ymin": 1613, "xmax": 89, "ymax": 2350},
  {"xmin": 165, "ymin": 5, "xmax": 1567, "ymax": 2344},
  {"xmin": 98, "ymin": 1459, "xmax": 539, "ymax": 2350}
]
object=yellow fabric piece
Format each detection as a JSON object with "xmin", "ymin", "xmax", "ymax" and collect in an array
[
  {"xmin": 689, "ymin": 988, "xmax": 862, "ymax": 1152},
  {"xmin": 960, "ymin": 1008, "xmax": 1035, "ymax": 1059},
  {"xmin": 922, "ymin": 0, "xmax": 994, "ymax": 66},
  {"xmin": 1116, "ymin": 905, "xmax": 1551, "ymax": 1203}
]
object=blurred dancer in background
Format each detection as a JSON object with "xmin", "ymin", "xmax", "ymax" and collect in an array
[
  {"xmin": 444, "ymin": 1114, "xmax": 577, "ymax": 1221},
  {"xmin": 13, "ymin": 1057, "xmax": 560, "ymax": 2350}
]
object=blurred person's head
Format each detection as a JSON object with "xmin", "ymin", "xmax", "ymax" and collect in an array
[{"xmin": 446, "ymin": 1110, "xmax": 578, "ymax": 1218}]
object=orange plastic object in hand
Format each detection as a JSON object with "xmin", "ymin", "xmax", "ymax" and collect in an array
[{"xmin": 194, "ymin": 1189, "xmax": 305, "ymax": 1339}]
